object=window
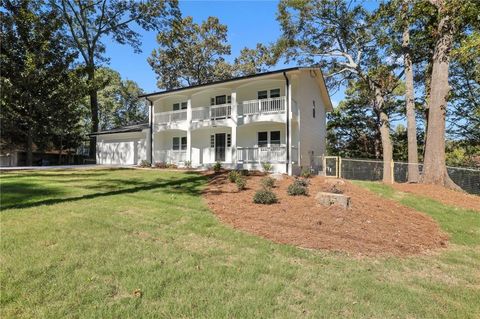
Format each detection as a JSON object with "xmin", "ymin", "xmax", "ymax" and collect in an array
[
  {"xmin": 313, "ymin": 100, "xmax": 316, "ymax": 118},
  {"xmin": 172, "ymin": 137, "xmax": 180, "ymax": 150},
  {"xmin": 173, "ymin": 102, "xmax": 187, "ymax": 111},
  {"xmin": 258, "ymin": 132, "xmax": 268, "ymax": 147},
  {"xmin": 210, "ymin": 98, "xmax": 215, "ymax": 106},
  {"xmin": 227, "ymin": 134, "xmax": 231, "ymax": 147},
  {"xmin": 270, "ymin": 88, "xmax": 280, "ymax": 98},
  {"xmin": 210, "ymin": 135, "xmax": 215, "ymax": 148},
  {"xmin": 181, "ymin": 137, "xmax": 187, "ymax": 150},
  {"xmin": 227, "ymin": 95, "xmax": 232, "ymax": 104},
  {"xmin": 173, "ymin": 137, "xmax": 187, "ymax": 150},
  {"xmin": 257, "ymin": 90, "xmax": 268, "ymax": 100},
  {"xmin": 270, "ymin": 131, "xmax": 280, "ymax": 145}
]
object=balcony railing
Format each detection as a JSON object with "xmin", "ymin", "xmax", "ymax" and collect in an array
[
  {"xmin": 156, "ymin": 149, "xmax": 187, "ymax": 163},
  {"xmin": 237, "ymin": 146, "xmax": 286, "ymax": 163},
  {"xmin": 155, "ymin": 110, "xmax": 187, "ymax": 124},
  {"xmin": 192, "ymin": 104, "xmax": 232, "ymax": 121},
  {"xmin": 239, "ymin": 96, "xmax": 286, "ymax": 116}
]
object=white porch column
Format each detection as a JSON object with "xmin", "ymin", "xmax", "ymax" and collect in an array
[
  {"xmin": 287, "ymin": 81, "xmax": 293, "ymax": 175},
  {"xmin": 186, "ymin": 97, "xmax": 192, "ymax": 163},
  {"xmin": 231, "ymin": 90, "xmax": 237, "ymax": 164}
]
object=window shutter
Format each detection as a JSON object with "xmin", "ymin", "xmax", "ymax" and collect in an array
[
  {"xmin": 210, "ymin": 135, "xmax": 215, "ymax": 148},
  {"xmin": 227, "ymin": 134, "xmax": 231, "ymax": 147}
]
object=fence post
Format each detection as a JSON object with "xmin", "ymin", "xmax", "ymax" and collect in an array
[
  {"xmin": 390, "ymin": 159, "xmax": 394, "ymax": 184},
  {"xmin": 336, "ymin": 156, "xmax": 339, "ymax": 178},
  {"xmin": 338, "ymin": 156, "xmax": 342, "ymax": 179}
]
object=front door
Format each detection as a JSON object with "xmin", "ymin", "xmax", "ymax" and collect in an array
[{"xmin": 215, "ymin": 133, "xmax": 226, "ymax": 162}]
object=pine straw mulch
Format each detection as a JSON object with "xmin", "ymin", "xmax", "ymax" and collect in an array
[
  {"xmin": 392, "ymin": 183, "xmax": 480, "ymax": 212},
  {"xmin": 202, "ymin": 172, "xmax": 448, "ymax": 257}
]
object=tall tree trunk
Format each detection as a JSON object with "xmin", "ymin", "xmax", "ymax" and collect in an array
[
  {"xmin": 421, "ymin": 15, "xmax": 459, "ymax": 190},
  {"xmin": 87, "ymin": 66, "xmax": 99, "ymax": 160},
  {"xmin": 26, "ymin": 126, "xmax": 33, "ymax": 166},
  {"xmin": 374, "ymin": 87, "xmax": 394, "ymax": 184},
  {"xmin": 402, "ymin": 11, "xmax": 420, "ymax": 183}
]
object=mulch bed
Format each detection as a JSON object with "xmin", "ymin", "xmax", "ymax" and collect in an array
[
  {"xmin": 392, "ymin": 183, "xmax": 480, "ymax": 212},
  {"xmin": 203, "ymin": 172, "xmax": 448, "ymax": 257}
]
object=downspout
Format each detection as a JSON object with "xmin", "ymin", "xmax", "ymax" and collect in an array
[
  {"xmin": 283, "ymin": 72, "xmax": 290, "ymax": 174},
  {"xmin": 145, "ymin": 97, "xmax": 154, "ymax": 165}
]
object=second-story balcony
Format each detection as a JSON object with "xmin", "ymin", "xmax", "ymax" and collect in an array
[
  {"xmin": 239, "ymin": 96, "xmax": 286, "ymax": 116},
  {"xmin": 155, "ymin": 109, "xmax": 188, "ymax": 124},
  {"xmin": 192, "ymin": 104, "xmax": 232, "ymax": 121}
]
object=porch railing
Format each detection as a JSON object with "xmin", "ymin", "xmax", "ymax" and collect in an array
[
  {"xmin": 237, "ymin": 146, "xmax": 286, "ymax": 163},
  {"xmin": 192, "ymin": 104, "xmax": 232, "ymax": 121},
  {"xmin": 155, "ymin": 110, "xmax": 187, "ymax": 124},
  {"xmin": 239, "ymin": 96, "xmax": 286, "ymax": 116},
  {"xmin": 156, "ymin": 150, "xmax": 187, "ymax": 163}
]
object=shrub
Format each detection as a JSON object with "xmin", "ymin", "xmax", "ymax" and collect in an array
[
  {"xmin": 301, "ymin": 167, "xmax": 311, "ymax": 178},
  {"xmin": 184, "ymin": 160, "xmax": 192, "ymax": 168},
  {"xmin": 293, "ymin": 178, "xmax": 310, "ymax": 188},
  {"xmin": 262, "ymin": 162, "xmax": 273, "ymax": 173},
  {"xmin": 236, "ymin": 176, "xmax": 246, "ymax": 191},
  {"xmin": 139, "ymin": 160, "xmax": 151, "ymax": 168},
  {"xmin": 287, "ymin": 179, "xmax": 309, "ymax": 196},
  {"xmin": 228, "ymin": 170, "xmax": 239, "ymax": 183},
  {"xmin": 253, "ymin": 189, "xmax": 278, "ymax": 204},
  {"xmin": 213, "ymin": 162, "xmax": 222, "ymax": 172},
  {"xmin": 166, "ymin": 163, "xmax": 178, "ymax": 169},
  {"xmin": 154, "ymin": 161, "xmax": 167, "ymax": 168},
  {"xmin": 240, "ymin": 169, "xmax": 250, "ymax": 176},
  {"xmin": 260, "ymin": 176, "xmax": 275, "ymax": 189}
]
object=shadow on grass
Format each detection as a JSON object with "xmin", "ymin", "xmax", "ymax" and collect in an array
[
  {"xmin": 1, "ymin": 174, "xmax": 208, "ymax": 211},
  {"xmin": 0, "ymin": 182, "xmax": 68, "ymax": 208}
]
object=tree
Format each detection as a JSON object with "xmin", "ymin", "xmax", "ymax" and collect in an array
[
  {"xmin": 55, "ymin": 0, "xmax": 179, "ymax": 158},
  {"xmin": 92, "ymin": 68, "xmax": 146, "ymax": 130},
  {"xmin": 420, "ymin": 0, "xmax": 479, "ymax": 189},
  {"xmin": 1, "ymin": 0, "xmax": 85, "ymax": 165},
  {"xmin": 276, "ymin": 0, "xmax": 402, "ymax": 183},
  {"xmin": 233, "ymin": 43, "xmax": 274, "ymax": 76},
  {"xmin": 149, "ymin": 16, "xmax": 232, "ymax": 90}
]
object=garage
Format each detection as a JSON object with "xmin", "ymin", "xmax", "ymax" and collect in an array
[{"xmin": 92, "ymin": 124, "xmax": 149, "ymax": 165}]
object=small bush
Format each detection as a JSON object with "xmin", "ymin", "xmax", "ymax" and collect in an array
[
  {"xmin": 301, "ymin": 167, "xmax": 311, "ymax": 178},
  {"xmin": 184, "ymin": 160, "xmax": 192, "ymax": 168},
  {"xmin": 236, "ymin": 176, "xmax": 246, "ymax": 191},
  {"xmin": 253, "ymin": 189, "xmax": 278, "ymax": 204},
  {"xmin": 166, "ymin": 163, "xmax": 178, "ymax": 169},
  {"xmin": 228, "ymin": 170, "xmax": 239, "ymax": 183},
  {"xmin": 287, "ymin": 180, "xmax": 309, "ymax": 196},
  {"xmin": 154, "ymin": 161, "xmax": 166, "ymax": 168},
  {"xmin": 293, "ymin": 178, "xmax": 310, "ymax": 188},
  {"xmin": 260, "ymin": 176, "xmax": 275, "ymax": 189},
  {"xmin": 262, "ymin": 162, "xmax": 273, "ymax": 173},
  {"xmin": 213, "ymin": 162, "xmax": 222, "ymax": 172},
  {"xmin": 240, "ymin": 169, "xmax": 250, "ymax": 176},
  {"xmin": 139, "ymin": 160, "xmax": 151, "ymax": 168}
]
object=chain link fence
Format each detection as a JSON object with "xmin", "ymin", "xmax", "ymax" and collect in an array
[{"xmin": 312, "ymin": 156, "xmax": 480, "ymax": 195}]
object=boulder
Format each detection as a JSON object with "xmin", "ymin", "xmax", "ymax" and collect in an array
[{"xmin": 315, "ymin": 192, "xmax": 351, "ymax": 209}]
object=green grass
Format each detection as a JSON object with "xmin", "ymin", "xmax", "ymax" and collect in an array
[{"xmin": 1, "ymin": 169, "xmax": 479, "ymax": 318}]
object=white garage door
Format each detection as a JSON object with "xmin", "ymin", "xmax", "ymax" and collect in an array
[
  {"xmin": 96, "ymin": 132, "xmax": 147, "ymax": 165},
  {"xmin": 98, "ymin": 140, "xmax": 135, "ymax": 165}
]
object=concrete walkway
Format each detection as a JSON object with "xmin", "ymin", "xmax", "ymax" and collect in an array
[{"xmin": 0, "ymin": 164, "xmax": 135, "ymax": 171}]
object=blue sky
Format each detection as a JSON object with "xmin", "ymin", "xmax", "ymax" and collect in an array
[{"xmin": 103, "ymin": 1, "xmax": 379, "ymax": 105}]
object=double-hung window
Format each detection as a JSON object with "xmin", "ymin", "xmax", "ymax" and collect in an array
[
  {"xmin": 172, "ymin": 137, "xmax": 187, "ymax": 150},
  {"xmin": 270, "ymin": 131, "xmax": 281, "ymax": 145},
  {"xmin": 258, "ymin": 132, "xmax": 268, "ymax": 147},
  {"xmin": 173, "ymin": 102, "xmax": 187, "ymax": 111}
]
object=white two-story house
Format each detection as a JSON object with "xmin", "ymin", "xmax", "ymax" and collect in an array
[{"xmin": 93, "ymin": 67, "xmax": 333, "ymax": 174}]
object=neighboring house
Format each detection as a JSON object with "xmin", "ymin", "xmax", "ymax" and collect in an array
[{"xmin": 92, "ymin": 67, "xmax": 333, "ymax": 174}]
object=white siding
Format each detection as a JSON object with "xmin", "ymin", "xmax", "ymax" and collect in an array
[{"xmin": 295, "ymin": 70, "xmax": 327, "ymax": 168}]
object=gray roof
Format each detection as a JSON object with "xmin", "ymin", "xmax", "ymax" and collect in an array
[{"xmin": 90, "ymin": 123, "xmax": 149, "ymax": 136}]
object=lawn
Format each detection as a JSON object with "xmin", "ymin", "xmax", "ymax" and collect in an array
[{"xmin": 1, "ymin": 168, "xmax": 479, "ymax": 318}]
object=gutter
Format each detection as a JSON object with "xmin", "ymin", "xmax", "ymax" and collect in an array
[
  {"xmin": 283, "ymin": 71, "xmax": 290, "ymax": 174},
  {"xmin": 145, "ymin": 97, "xmax": 154, "ymax": 165}
]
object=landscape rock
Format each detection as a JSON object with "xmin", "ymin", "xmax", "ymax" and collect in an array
[{"xmin": 315, "ymin": 192, "xmax": 351, "ymax": 208}]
